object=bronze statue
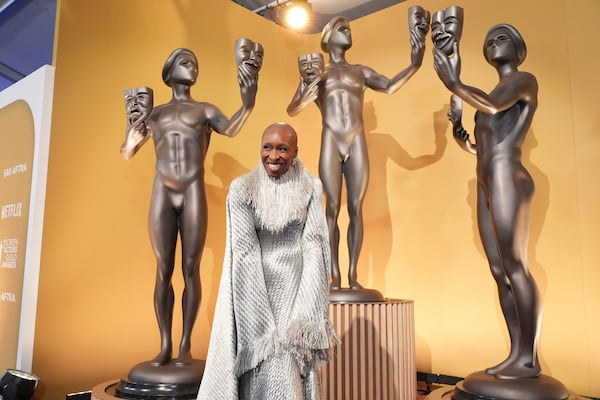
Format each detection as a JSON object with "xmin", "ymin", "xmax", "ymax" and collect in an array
[
  {"xmin": 121, "ymin": 42, "xmax": 262, "ymax": 367},
  {"xmin": 287, "ymin": 11, "xmax": 429, "ymax": 300},
  {"xmin": 431, "ymin": 5, "xmax": 463, "ymax": 57},
  {"xmin": 435, "ymin": 21, "xmax": 544, "ymax": 380}
]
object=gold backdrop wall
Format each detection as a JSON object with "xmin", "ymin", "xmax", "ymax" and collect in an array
[{"xmin": 33, "ymin": 0, "xmax": 599, "ymax": 398}]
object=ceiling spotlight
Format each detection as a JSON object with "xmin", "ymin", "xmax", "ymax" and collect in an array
[
  {"xmin": 252, "ymin": 0, "xmax": 311, "ymax": 30},
  {"xmin": 0, "ymin": 369, "xmax": 40, "ymax": 400},
  {"xmin": 282, "ymin": 0, "xmax": 311, "ymax": 29}
]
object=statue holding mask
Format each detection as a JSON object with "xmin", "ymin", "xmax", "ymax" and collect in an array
[
  {"xmin": 433, "ymin": 13, "xmax": 569, "ymax": 399},
  {"xmin": 287, "ymin": 8, "xmax": 430, "ymax": 302},
  {"xmin": 117, "ymin": 39, "xmax": 263, "ymax": 397}
]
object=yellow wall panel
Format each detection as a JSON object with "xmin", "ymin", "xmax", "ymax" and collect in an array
[{"xmin": 33, "ymin": 0, "xmax": 599, "ymax": 398}]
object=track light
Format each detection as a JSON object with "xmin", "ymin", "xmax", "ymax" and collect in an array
[
  {"xmin": 252, "ymin": 0, "xmax": 311, "ymax": 30},
  {"xmin": 282, "ymin": 0, "xmax": 310, "ymax": 29},
  {"xmin": 0, "ymin": 369, "xmax": 39, "ymax": 400}
]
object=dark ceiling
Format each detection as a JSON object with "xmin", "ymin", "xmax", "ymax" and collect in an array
[
  {"xmin": 0, "ymin": 0, "xmax": 56, "ymax": 92},
  {"xmin": 0, "ymin": 0, "xmax": 404, "ymax": 92},
  {"xmin": 232, "ymin": 0, "xmax": 405, "ymax": 34}
]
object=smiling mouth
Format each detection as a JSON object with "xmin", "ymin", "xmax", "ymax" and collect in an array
[
  {"xmin": 243, "ymin": 60, "xmax": 259, "ymax": 71},
  {"xmin": 434, "ymin": 33, "xmax": 453, "ymax": 51}
]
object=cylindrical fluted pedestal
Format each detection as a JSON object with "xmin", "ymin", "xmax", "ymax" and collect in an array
[
  {"xmin": 322, "ymin": 299, "xmax": 416, "ymax": 400},
  {"xmin": 427, "ymin": 385, "xmax": 583, "ymax": 400}
]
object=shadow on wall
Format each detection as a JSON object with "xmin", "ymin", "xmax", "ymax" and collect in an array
[{"xmin": 362, "ymin": 100, "xmax": 448, "ymax": 291}]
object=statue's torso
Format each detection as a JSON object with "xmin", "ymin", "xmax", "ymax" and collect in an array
[
  {"xmin": 319, "ymin": 63, "xmax": 366, "ymax": 156},
  {"xmin": 148, "ymin": 101, "xmax": 211, "ymax": 190}
]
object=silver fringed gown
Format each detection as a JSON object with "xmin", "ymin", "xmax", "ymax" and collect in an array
[{"xmin": 197, "ymin": 160, "xmax": 337, "ymax": 400}]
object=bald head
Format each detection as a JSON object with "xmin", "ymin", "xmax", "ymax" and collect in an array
[{"xmin": 260, "ymin": 123, "xmax": 298, "ymax": 178}]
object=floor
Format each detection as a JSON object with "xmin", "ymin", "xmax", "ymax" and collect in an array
[{"xmin": 417, "ymin": 381, "xmax": 445, "ymax": 399}]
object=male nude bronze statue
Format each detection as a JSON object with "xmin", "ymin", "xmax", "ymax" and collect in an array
[
  {"xmin": 121, "ymin": 41, "xmax": 262, "ymax": 366},
  {"xmin": 434, "ymin": 23, "xmax": 541, "ymax": 380},
  {"xmin": 287, "ymin": 11, "xmax": 429, "ymax": 296}
]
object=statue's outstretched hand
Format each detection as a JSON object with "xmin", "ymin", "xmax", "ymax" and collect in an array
[
  {"xmin": 433, "ymin": 42, "xmax": 461, "ymax": 89},
  {"xmin": 410, "ymin": 29, "xmax": 426, "ymax": 67},
  {"xmin": 238, "ymin": 64, "xmax": 258, "ymax": 107}
]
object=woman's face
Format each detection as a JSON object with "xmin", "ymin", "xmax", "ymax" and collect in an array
[
  {"xmin": 431, "ymin": 6, "xmax": 463, "ymax": 56},
  {"xmin": 261, "ymin": 125, "xmax": 298, "ymax": 178}
]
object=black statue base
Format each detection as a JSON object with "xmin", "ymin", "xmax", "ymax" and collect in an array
[
  {"xmin": 427, "ymin": 370, "xmax": 575, "ymax": 400},
  {"xmin": 114, "ymin": 359, "xmax": 205, "ymax": 399},
  {"xmin": 329, "ymin": 287, "xmax": 384, "ymax": 303}
]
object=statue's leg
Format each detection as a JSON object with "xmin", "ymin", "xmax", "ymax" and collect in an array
[
  {"xmin": 176, "ymin": 182, "xmax": 207, "ymax": 365},
  {"xmin": 148, "ymin": 178, "xmax": 178, "ymax": 365},
  {"xmin": 488, "ymin": 168, "xmax": 540, "ymax": 379},
  {"xmin": 476, "ymin": 183, "xmax": 520, "ymax": 375},
  {"xmin": 319, "ymin": 134, "xmax": 343, "ymax": 289},
  {"xmin": 344, "ymin": 134, "xmax": 369, "ymax": 290}
]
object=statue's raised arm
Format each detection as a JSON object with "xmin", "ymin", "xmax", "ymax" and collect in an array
[
  {"xmin": 363, "ymin": 5, "xmax": 430, "ymax": 94},
  {"xmin": 210, "ymin": 38, "xmax": 263, "ymax": 137}
]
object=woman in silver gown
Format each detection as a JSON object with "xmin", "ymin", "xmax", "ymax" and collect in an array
[{"xmin": 197, "ymin": 123, "xmax": 337, "ymax": 399}]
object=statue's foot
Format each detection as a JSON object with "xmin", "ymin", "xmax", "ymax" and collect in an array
[
  {"xmin": 150, "ymin": 349, "xmax": 172, "ymax": 366},
  {"xmin": 330, "ymin": 277, "xmax": 341, "ymax": 290},
  {"xmin": 485, "ymin": 354, "xmax": 518, "ymax": 375},
  {"xmin": 493, "ymin": 360, "xmax": 541, "ymax": 379},
  {"xmin": 175, "ymin": 351, "xmax": 193, "ymax": 366},
  {"xmin": 349, "ymin": 280, "xmax": 363, "ymax": 290}
]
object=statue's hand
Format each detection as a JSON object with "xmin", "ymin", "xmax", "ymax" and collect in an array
[
  {"xmin": 447, "ymin": 95, "xmax": 475, "ymax": 154},
  {"xmin": 453, "ymin": 125, "xmax": 469, "ymax": 143},
  {"xmin": 433, "ymin": 45, "xmax": 458, "ymax": 88},
  {"xmin": 126, "ymin": 124, "xmax": 147, "ymax": 146},
  {"xmin": 301, "ymin": 77, "xmax": 320, "ymax": 103},
  {"xmin": 238, "ymin": 64, "xmax": 258, "ymax": 107},
  {"xmin": 410, "ymin": 29, "xmax": 426, "ymax": 67},
  {"xmin": 448, "ymin": 94, "xmax": 463, "ymax": 125},
  {"xmin": 449, "ymin": 42, "xmax": 461, "ymax": 77}
]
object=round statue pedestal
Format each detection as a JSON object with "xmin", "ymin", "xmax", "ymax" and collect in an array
[
  {"xmin": 427, "ymin": 370, "xmax": 581, "ymax": 400},
  {"xmin": 91, "ymin": 359, "xmax": 204, "ymax": 400},
  {"xmin": 329, "ymin": 287, "xmax": 384, "ymax": 303}
]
